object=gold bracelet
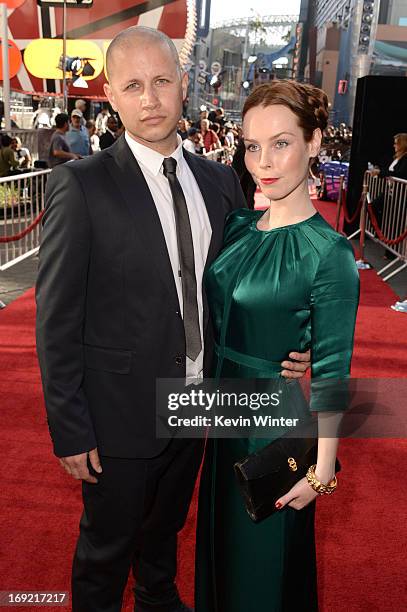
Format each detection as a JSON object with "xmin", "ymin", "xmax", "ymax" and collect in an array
[{"xmin": 306, "ymin": 464, "xmax": 337, "ymax": 495}]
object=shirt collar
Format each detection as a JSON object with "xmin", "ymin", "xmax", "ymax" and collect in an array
[{"xmin": 125, "ymin": 131, "xmax": 184, "ymax": 177}]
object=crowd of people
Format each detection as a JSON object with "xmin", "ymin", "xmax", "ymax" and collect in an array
[
  {"xmin": 48, "ymin": 100, "xmax": 124, "ymax": 168},
  {"xmin": 176, "ymin": 109, "xmax": 239, "ymax": 157},
  {"xmin": 0, "ymin": 96, "xmax": 354, "ymax": 177},
  {"xmin": 0, "ymin": 134, "xmax": 32, "ymax": 177}
]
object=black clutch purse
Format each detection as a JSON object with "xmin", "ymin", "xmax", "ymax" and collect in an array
[{"xmin": 234, "ymin": 436, "xmax": 341, "ymax": 523}]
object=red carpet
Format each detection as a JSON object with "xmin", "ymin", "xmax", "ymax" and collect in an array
[{"xmin": 0, "ymin": 202, "xmax": 406, "ymax": 610}]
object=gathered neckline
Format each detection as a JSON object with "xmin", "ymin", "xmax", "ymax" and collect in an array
[{"xmin": 251, "ymin": 210, "xmax": 320, "ymax": 233}]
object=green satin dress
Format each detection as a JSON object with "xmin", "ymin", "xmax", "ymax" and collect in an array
[{"xmin": 195, "ymin": 209, "xmax": 360, "ymax": 612}]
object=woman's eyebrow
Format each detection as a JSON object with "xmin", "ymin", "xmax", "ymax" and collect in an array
[{"xmin": 244, "ymin": 131, "xmax": 295, "ymax": 143}]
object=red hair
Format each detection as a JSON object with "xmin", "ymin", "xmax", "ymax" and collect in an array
[{"xmin": 242, "ymin": 80, "xmax": 329, "ymax": 142}]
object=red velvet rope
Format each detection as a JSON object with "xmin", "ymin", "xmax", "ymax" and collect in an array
[
  {"xmin": 366, "ymin": 204, "xmax": 407, "ymax": 246},
  {"xmin": 341, "ymin": 189, "xmax": 364, "ymax": 224},
  {"xmin": 0, "ymin": 210, "xmax": 45, "ymax": 243}
]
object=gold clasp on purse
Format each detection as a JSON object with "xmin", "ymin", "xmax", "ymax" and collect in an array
[{"xmin": 287, "ymin": 457, "xmax": 297, "ymax": 471}]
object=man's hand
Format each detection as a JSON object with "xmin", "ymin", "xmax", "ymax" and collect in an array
[
  {"xmin": 59, "ymin": 448, "xmax": 102, "ymax": 483},
  {"xmin": 281, "ymin": 350, "xmax": 311, "ymax": 379}
]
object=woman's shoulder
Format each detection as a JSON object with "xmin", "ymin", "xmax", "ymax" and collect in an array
[
  {"xmin": 226, "ymin": 207, "xmax": 257, "ymax": 224},
  {"xmin": 305, "ymin": 213, "xmax": 354, "ymax": 255},
  {"xmin": 223, "ymin": 208, "xmax": 257, "ymax": 245},
  {"xmin": 308, "ymin": 218, "xmax": 359, "ymax": 293}
]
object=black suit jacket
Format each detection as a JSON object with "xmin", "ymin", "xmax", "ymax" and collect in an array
[
  {"xmin": 36, "ymin": 136, "xmax": 247, "ymax": 459},
  {"xmin": 379, "ymin": 154, "xmax": 407, "ymax": 181}
]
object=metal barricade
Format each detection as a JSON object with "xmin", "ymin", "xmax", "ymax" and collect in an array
[
  {"xmin": 0, "ymin": 169, "xmax": 51, "ymax": 271},
  {"xmin": 348, "ymin": 171, "xmax": 407, "ymax": 280}
]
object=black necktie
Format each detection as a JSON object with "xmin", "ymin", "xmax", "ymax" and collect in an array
[{"xmin": 162, "ymin": 157, "xmax": 202, "ymax": 362}]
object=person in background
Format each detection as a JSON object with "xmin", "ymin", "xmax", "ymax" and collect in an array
[
  {"xmin": 211, "ymin": 122, "xmax": 220, "ymax": 135},
  {"xmin": 66, "ymin": 110, "xmax": 90, "ymax": 158},
  {"xmin": 200, "ymin": 118, "xmax": 221, "ymax": 152},
  {"xmin": 32, "ymin": 101, "xmax": 53, "ymax": 129},
  {"xmin": 87, "ymin": 120, "xmax": 100, "ymax": 153},
  {"xmin": 95, "ymin": 107, "xmax": 110, "ymax": 135},
  {"xmin": 182, "ymin": 127, "xmax": 198, "ymax": 154},
  {"xmin": 390, "ymin": 297, "xmax": 407, "ymax": 313},
  {"xmin": 213, "ymin": 107, "xmax": 225, "ymax": 126},
  {"xmin": 194, "ymin": 109, "xmax": 208, "ymax": 129},
  {"xmin": 371, "ymin": 133, "xmax": 407, "ymax": 181},
  {"xmin": 370, "ymin": 133, "xmax": 407, "ymax": 258},
  {"xmin": 177, "ymin": 118, "xmax": 189, "ymax": 140},
  {"xmin": 0, "ymin": 134, "xmax": 20, "ymax": 176},
  {"xmin": 10, "ymin": 114, "xmax": 20, "ymax": 129},
  {"xmin": 10, "ymin": 136, "xmax": 32, "ymax": 169},
  {"xmin": 224, "ymin": 122, "xmax": 235, "ymax": 148},
  {"xmin": 99, "ymin": 115, "xmax": 119, "ymax": 150},
  {"xmin": 48, "ymin": 113, "xmax": 81, "ymax": 168},
  {"xmin": 193, "ymin": 130, "xmax": 206, "ymax": 155},
  {"xmin": 74, "ymin": 99, "xmax": 87, "ymax": 126},
  {"xmin": 207, "ymin": 107, "xmax": 217, "ymax": 123},
  {"xmin": 217, "ymin": 126, "xmax": 227, "ymax": 147}
]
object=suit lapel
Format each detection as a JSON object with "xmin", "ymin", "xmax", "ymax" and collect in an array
[{"xmin": 103, "ymin": 136, "xmax": 180, "ymax": 309}]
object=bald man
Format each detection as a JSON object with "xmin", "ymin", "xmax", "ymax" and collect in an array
[{"xmin": 36, "ymin": 26, "xmax": 309, "ymax": 612}]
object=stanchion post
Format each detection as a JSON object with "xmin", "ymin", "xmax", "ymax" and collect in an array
[
  {"xmin": 358, "ymin": 182, "xmax": 368, "ymax": 263},
  {"xmin": 335, "ymin": 174, "xmax": 344, "ymax": 232}
]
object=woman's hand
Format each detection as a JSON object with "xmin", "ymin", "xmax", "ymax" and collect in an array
[{"xmin": 274, "ymin": 477, "xmax": 318, "ymax": 511}]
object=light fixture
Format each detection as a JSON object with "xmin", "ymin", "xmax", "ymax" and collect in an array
[
  {"xmin": 72, "ymin": 76, "xmax": 88, "ymax": 88},
  {"xmin": 242, "ymin": 80, "xmax": 250, "ymax": 89},
  {"xmin": 81, "ymin": 60, "xmax": 95, "ymax": 77},
  {"xmin": 247, "ymin": 55, "xmax": 257, "ymax": 64},
  {"xmin": 58, "ymin": 55, "xmax": 95, "ymax": 86}
]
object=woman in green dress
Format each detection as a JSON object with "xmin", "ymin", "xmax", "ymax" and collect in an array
[{"xmin": 195, "ymin": 81, "xmax": 360, "ymax": 611}]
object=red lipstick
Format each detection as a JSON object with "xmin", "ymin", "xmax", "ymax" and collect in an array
[{"xmin": 260, "ymin": 178, "xmax": 279, "ymax": 185}]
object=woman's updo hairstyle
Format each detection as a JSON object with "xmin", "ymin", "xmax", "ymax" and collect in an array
[{"xmin": 242, "ymin": 79, "xmax": 329, "ymax": 142}]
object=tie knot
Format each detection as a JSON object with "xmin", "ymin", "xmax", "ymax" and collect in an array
[{"xmin": 163, "ymin": 157, "xmax": 177, "ymax": 177}]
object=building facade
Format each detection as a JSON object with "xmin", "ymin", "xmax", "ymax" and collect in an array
[{"xmin": 299, "ymin": 0, "xmax": 407, "ymax": 124}]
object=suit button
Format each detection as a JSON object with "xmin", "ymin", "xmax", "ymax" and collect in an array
[
  {"xmin": 175, "ymin": 355, "xmax": 184, "ymax": 365},
  {"xmin": 175, "ymin": 311, "xmax": 181, "ymax": 317}
]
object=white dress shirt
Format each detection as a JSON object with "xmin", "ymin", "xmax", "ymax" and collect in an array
[{"xmin": 125, "ymin": 131, "xmax": 212, "ymax": 380}]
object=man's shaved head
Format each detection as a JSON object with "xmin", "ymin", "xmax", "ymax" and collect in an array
[
  {"xmin": 103, "ymin": 25, "xmax": 188, "ymax": 156},
  {"xmin": 106, "ymin": 26, "xmax": 181, "ymax": 82}
]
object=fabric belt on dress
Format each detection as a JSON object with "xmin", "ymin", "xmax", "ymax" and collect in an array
[{"xmin": 214, "ymin": 343, "xmax": 282, "ymax": 375}]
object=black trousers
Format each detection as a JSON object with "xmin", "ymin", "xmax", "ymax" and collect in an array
[{"xmin": 72, "ymin": 438, "xmax": 204, "ymax": 612}]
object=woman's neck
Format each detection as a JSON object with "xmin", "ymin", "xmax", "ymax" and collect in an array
[{"xmin": 260, "ymin": 181, "xmax": 316, "ymax": 230}]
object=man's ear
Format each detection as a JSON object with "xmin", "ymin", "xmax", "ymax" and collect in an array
[
  {"xmin": 103, "ymin": 82, "xmax": 118, "ymax": 112},
  {"xmin": 181, "ymin": 71, "xmax": 189, "ymax": 101},
  {"xmin": 309, "ymin": 128, "xmax": 322, "ymax": 159}
]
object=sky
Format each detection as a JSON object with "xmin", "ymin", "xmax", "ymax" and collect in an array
[{"xmin": 209, "ymin": 0, "xmax": 302, "ymax": 26}]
